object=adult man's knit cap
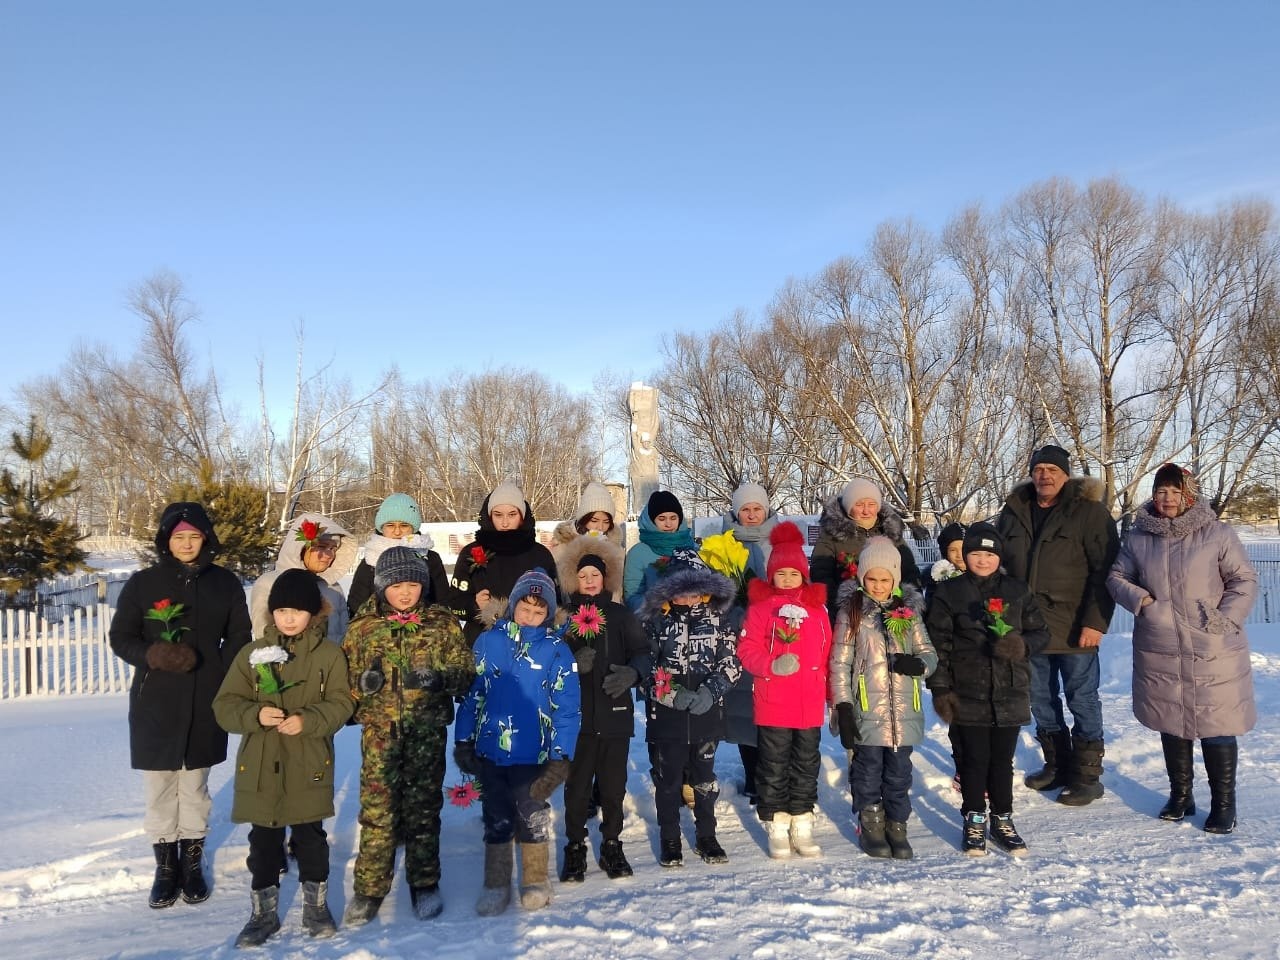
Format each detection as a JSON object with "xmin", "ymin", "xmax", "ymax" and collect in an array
[{"xmin": 1029, "ymin": 445, "xmax": 1071, "ymax": 475}]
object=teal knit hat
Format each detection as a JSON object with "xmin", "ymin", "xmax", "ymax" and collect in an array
[{"xmin": 375, "ymin": 493, "xmax": 422, "ymax": 532}]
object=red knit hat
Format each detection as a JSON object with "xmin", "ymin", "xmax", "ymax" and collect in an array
[{"xmin": 766, "ymin": 522, "xmax": 810, "ymax": 582}]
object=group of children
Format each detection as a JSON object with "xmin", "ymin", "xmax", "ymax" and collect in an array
[{"xmin": 212, "ymin": 483, "xmax": 1051, "ymax": 948}]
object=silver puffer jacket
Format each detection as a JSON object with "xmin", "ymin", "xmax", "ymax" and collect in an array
[{"xmin": 830, "ymin": 583, "xmax": 937, "ymax": 748}]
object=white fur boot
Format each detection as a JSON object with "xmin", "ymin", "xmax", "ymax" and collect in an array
[
  {"xmin": 789, "ymin": 812, "xmax": 821, "ymax": 857},
  {"xmin": 766, "ymin": 813, "xmax": 792, "ymax": 859}
]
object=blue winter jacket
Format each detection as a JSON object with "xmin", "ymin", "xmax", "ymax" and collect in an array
[{"xmin": 457, "ymin": 620, "xmax": 582, "ymax": 765}]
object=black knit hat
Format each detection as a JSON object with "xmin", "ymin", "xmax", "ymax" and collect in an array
[
  {"xmin": 577, "ymin": 552, "xmax": 607, "ymax": 575},
  {"xmin": 961, "ymin": 522, "xmax": 1004, "ymax": 562},
  {"xmin": 937, "ymin": 522, "xmax": 966, "ymax": 552},
  {"xmin": 374, "ymin": 546, "xmax": 433, "ymax": 599},
  {"xmin": 646, "ymin": 490, "xmax": 684, "ymax": 524},
  {"xmin": 1029, "ymin": 444, "xmax": 1071, "ymax": 474},
  {"xmin": 268, "ymin": 568, "xmax": 324, "ymax": 615}
]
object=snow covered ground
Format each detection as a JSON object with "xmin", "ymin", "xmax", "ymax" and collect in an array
[{"xmin": 2, "ymin": 627, "xmax": 1278, "ymax": 959}]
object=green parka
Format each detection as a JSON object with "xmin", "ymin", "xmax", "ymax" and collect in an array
[{"xmin": 213, "ymin": 619, "xmax": 354, "ymax": 827}]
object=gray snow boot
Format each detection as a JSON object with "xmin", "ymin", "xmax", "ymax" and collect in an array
[
  {"xmin": 235, "ymin": 885, "xmax": 281, "ymax": 948},
  {"xmin": 519, "ymin": 841, "xmax": 552, "ymax": 910},
  {"xmin": 410, "ymin": 884, "xmax": 444, "ymax": 919},
  {"xmin": 342, "ymin": 892, "xmax": 384, "ymax": 927},
  {"xmin": 476, "ymin": 842, "xmax": 514, "ymax": 916},
  {"xmin": 301, "ymin": 880, "xmax": 337, "ymax": 938}
]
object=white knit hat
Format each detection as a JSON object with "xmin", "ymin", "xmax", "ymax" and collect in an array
[
  {"xmin": 487, "ymin": 481, "xmax": 527, "ymax": 517},
  {"xmin": 731, "ymin": 482, "xmax": 770, "ymax": 518},
  {"xmin": 856, "ymin": 536, "xmax": 901, "ymax": 593},
  {"xmin": 575, "ymin": 482, "xmax": 616, "ymax": 525},
  {"xmin": 840, "ymin": 478, "xmax": 882, "ymax": 513}
]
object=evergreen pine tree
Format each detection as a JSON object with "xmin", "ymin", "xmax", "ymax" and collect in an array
[
  {"xmin": 167, "ymin": 463, "xmax": 275, "ymax": 577},
  {"xmin": 0, "ymin": 418, "xmax": 88, "ymax": 601}
]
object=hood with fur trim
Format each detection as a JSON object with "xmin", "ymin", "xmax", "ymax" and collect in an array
[
  {"xmin": 272, "ymin": 512, "xmax": 356, "ymax": 585},
  {"xmin": 554, "ymin": 532, "xmax": 624, "ymax": 601},
  {"xmin": 1005, "ymin": 475, "xmax": 1108, "ymax": 511},
  {"xmin": 638, "ymin": 562, "xmax": 736, "ymax": 621},
  {"xmin": 746, "ymin": 576, "xmax": 826, "ymax": 609},
  {"xmin": 818, "ymin": 495, "xmax": 907, "ymax": 545}
]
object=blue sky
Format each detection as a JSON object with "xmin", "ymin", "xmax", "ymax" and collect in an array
[{"xmin": 3, "ymin": 1, "xmax": 1278, "ymax": 418}]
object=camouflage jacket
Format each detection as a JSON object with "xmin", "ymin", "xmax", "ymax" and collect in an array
[{"xmin": 342, "ymin": 597, "xmax": 474, "ymax": 728}]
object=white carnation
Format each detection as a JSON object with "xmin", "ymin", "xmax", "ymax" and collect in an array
[{"xmin": 249, "ymin": 645, "xmax": 289, "ymax": 666}]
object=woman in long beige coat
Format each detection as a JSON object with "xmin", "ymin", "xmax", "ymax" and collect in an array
[{"xmin": 1107, "ymin": 464, "xmax": 1257, "ymax": 834}]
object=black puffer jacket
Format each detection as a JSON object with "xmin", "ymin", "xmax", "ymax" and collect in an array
[
  {"xmin": 110, "ymin": 502, "xmax": 253, "ymax": 770},
  {"xmin": 995, "ymin": 477, "xmax": 1119, "ymax": 654},
  {"xmin": 561, "ymin": 593, "xmax": 648, "ymax": 738},
  {"xmin": 449, "ymin": 494, "xmax": 559, "ymax": 642},
  {"xmin": 924, "ymin": 571, "xmax": 1050, "ymax": 728}
]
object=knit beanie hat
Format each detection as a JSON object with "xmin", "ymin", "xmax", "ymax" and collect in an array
[
  {"xmin": 373, "ymin": 546, "xmax": 432, "ymax": 597},
  {"xmin": 574, "ymin": 482, "xmax": 616, "ymax": 526},
  {"xmin": 647, "ymin": 490, "xmax": 684, "ymax": 524},
  {"xmin": 488, "ymin": 481, "xmax": 527, "ymax": 517},
  {"xmin": 840, "ymin": 478, "xmax": 882, "ymax": 514},
  {"xmin": 1153, "ymin": 463, "xmax": 1198, "ymax": 505},
  {"xmin": 577, "ymin": 553, "xmax": 607, "ymax": 575},
  {"xmin": 374, "ymin": 493, "xmax": 422, "ymax": 532},
  {"xmin": 961, "ymin": 522, "xmax": 1004, "ymax": 562},
  {"xmin": 507, "ymin": 567, "xmax": 557, "ymax": 620},
  {"xmin": 1029, "ymin": 444, "xmax": 1071, "ymax": 475},
  {"xmin": 766, "ymin": 521, "xmax": 809, "ymax": 582},
  {"xmin": 731, "ymin": 482, "xmax": 770, "ymax": 519},
  {"xmin": 856, "ymin": 536, "xmax": 901, "ymax": 593},
  {"xmin": 937, "ymin": 522, "xmax": 966, "ymax": 552},
  {"xmin": 268, "ymin": 568, "xmax": 324, "ymax": 615}
]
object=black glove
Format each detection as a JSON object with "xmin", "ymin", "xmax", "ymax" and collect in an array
[
  {"xmin": 407, "ymin": 667, "xmax": 444, "ymax": 692},
  {"xmin": 890, "ymin": 654, "xmax": 926, "ymax": 677},
  {"xmin": 991, "ymin": 633, "xmax": 1026, "ymax": 662},
  {"xmin": 529, "ymin": 758, "xmax": 571, "ymax": 802},
  {"xmin": 932, "ymin": 690, "xmax": 960, "ymax": 724},
  {"xmin": 835, "ymin": 701, "xmax": 860, "ymax": 749},
  {"xmin": 358, "ymin": 663, "xmax": 385, "ymax": 695},
  {"xmin": 601, "ymin": 663, "xmax": 638, "ymax": 698},
  {"xmin": 574, "ymin": 645, "xmax": 596, "ymax": 674},
  {"xmin": 453, "ymin": 741, "xmax": 482, "ymax": 777}
]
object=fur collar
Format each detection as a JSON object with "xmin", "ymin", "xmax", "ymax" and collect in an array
[
  {"xmin": 1007, "ymin": 475, "xmax": 1108, "ymax": 508},
  {"xmin": 835, "ymin": 579, "xmax": 923, "ymax": 615},
  {"xmin": 818, "ymin": 495, "xmax": 905, "ymax": 544},
  {"xmin": 746, "ymin": 576, "xmax": 826, "ymax": 609},
  {"xmin": 1131, "ymin": 497, "xmax": 1218, "ymax": 538},
  {"xmin": 554, "ymin": 533, "xmax": 625, "ymax": 600}
]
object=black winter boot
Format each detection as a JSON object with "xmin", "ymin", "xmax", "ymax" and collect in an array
[
  {"xmin": 235, "ymin": 885, "xmax": 281, "ymax": 948},
  {"xmin": 857, "ymin": 804, "xmax": 892, "ymax": 859},
  {"xmin": 598, "ymin": 839, "xmax": 633, "ymax": 878},
  {"xmin": 179, "ymin": 837, "xmax": 209, "ymax": 904},
  {"xmin": 1025, "ymin": 730, "xmax": 1072, "ymax": 791},
  {"xmin": 560, "ymin": 841, "xmax": 588, "ymax": 882},
  {"xmin": 961, "ymin": 810, "xmax": 987, "ymax": 857},
  {"xmin": 1159, "ymin": 733, "xmax": 1196, "ymax": 821},
  {"xmin": 149, "ymin": 842, "xmax": 180, "ymax": 908},
  {"xmin": 1202, "ymin": 740, "xmax": 1238, "ymax": 834},
  {"xmin": 1057, "ymin": 736, "xmax": 1105, "ymax": 806},
  {"xmin": 885, "ymin": 820, "xmax": 913, "ymax": 860},
  {"xmin": 302, "ymin": 879, "xmax": 338, "ymax": 937}
]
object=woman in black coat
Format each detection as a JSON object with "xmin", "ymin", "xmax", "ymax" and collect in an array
[{"xmin": 110, "ymin": 502, "xmax": 253, "ymax": 908}]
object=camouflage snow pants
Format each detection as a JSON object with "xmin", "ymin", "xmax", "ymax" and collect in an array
[{"xmin": 352, "ymin": 719, "xmax": 447, "ymax": 897}]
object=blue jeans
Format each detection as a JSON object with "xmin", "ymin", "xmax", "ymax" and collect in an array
[{"xmin": 1030, "ymin": 653, "xmax": 1103, "ymax": 742}]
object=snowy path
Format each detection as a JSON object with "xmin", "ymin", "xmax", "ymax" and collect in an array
[{"xmin": 2, "ymin": 631, "xmax": 1278, "ymax": 960}]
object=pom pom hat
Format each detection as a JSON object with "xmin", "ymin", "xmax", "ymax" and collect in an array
[{"xmin": 766, "ymin": 521, "xmax": 810, "ymax": 582}]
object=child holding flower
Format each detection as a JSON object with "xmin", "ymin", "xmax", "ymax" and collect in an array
[
  {"xmin": 736, "ymin": 522, "xmax": 832, "ymax": 859},
  {"xmin": 214, "ymin": 570, "xmax": 354, "ymax": 947},
  {"xmin": 830, "ymin": 536, "xmax": 937, "ymax": 859},
  {"xmin": 925, "ymin": 523, "xmax": 1050, "ymax": 857},
  {"xmin": 341, "ymin": 547, "xmax": 475, "ymax": 924},
  {"xmin": 555, "ymin": 535, "xmax": 648, "ymax": 882}
]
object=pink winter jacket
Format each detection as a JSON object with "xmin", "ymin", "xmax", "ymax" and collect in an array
[{"xmin": 737, "ymin": 580, "xmax": 832, "ymax": 729}]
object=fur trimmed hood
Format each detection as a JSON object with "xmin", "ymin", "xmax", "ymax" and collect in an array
[
  {"xmin": 1131, "ymin": 497, "xmax": 1218, "ymax": 538},
  {"xmin": 638, "ymin": 557, "xmax": 736, "ymax": 620},
  {"xmin": 746, "ymin": 576, "xmax": 826, "ymax": 609},
  {"xmin": 554, "ymin": 533, "xmax": 625, "ymax": 600},
  {"xmin": 1006, "ymin": 474, "xmax": 1108, "ymax": 508},
  {"xmin": 818, "ymin": 495, "xmax": 907, "ymax": 545},
  {"xmin": 273, "ymin": 512, "xmax": 356, "ymax": 585},
  {"xmin": 835, "ymin": 579, "xmax": 923, "ymax": 615},
  {"xmin": 552, "ymin": 519, "xmax": 625, "ymax": 549}
]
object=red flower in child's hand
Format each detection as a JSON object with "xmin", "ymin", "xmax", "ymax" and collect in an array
[
  {"xmin": 447, "ymin": 779, "xmax": 481, "ymax": 807},
  {"xmin": 153, "ymin": 599, "xmax": 172, "ymax": 611},
  {"xmin": 653, "ymin": 667, "xmax": 674, "ymax": 700},
  {"xmin": 470, "ymin": 546, "xmax": 492, "ymax": 568},
  {"xmin": 986, "ymin": 598, "xmax": 1005, "ymax": 615}
]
